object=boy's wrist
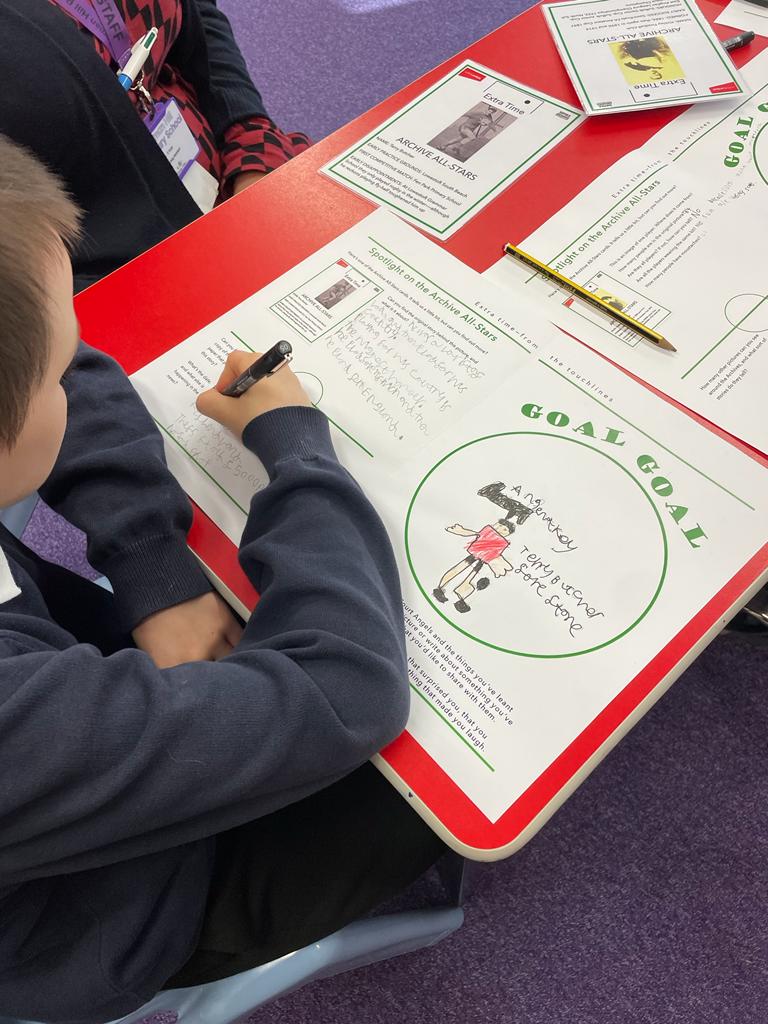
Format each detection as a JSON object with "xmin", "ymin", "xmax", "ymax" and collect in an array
[
  {"xmin": 98, "ymin": 532, "xmax": 212, "ymax": 632},
  {"xmin": 242, "ymin": 405, "xmax": 335, "ymax": 477}
]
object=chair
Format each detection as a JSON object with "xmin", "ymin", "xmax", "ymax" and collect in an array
[
  {"xmin": 723, "ymin": 584, "xmax": 768, "ymax": 642},
  {"xmin": 0, "ymin": 856, "xmax": 467, "ymax": 1024}
]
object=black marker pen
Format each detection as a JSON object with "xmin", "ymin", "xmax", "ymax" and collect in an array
[
  {"xmin": 722, "ymin": 30, "xmax": 756, "ymax": 52},
  {"xmin": 221, "ymin": 340, "xmax": 293, "ymax": 397}
]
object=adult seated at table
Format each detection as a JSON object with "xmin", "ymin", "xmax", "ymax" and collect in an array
[{"xmin": 0, "ymin": 0, "xmax": 310, "ymax": 291}]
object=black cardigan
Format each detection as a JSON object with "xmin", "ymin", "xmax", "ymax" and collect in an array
[{"xmin": 0, "ymin": 0, "xmax": 268, "ymax": 289}]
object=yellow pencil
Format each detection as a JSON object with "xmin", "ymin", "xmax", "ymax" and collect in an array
[{"xmin": 503, "ymin": 242, "xmax": 676, "ymax": 352}]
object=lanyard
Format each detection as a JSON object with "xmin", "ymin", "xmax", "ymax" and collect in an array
[{"xmin": 51, "ymin": 0, "xmax": 133, "ymax": 66}]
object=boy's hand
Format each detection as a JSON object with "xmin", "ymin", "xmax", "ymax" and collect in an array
[
  {"xmin": 132, "ymin": 592, "xmax": 244, "ymax": 668},
  {"xmin": 196, "ymin": 350, "xmax": 311, "ymax": 438}
]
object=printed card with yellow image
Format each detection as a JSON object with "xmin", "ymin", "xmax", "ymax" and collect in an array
[
  {"xmin": 544, "ymin": 0, "xmax": 747, "ymax": 116},
  {"xmin": 609, "ymin": 36, "xmax": 686, "ymax": 88}
]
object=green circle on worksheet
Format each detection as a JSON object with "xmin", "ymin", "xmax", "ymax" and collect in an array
[
  {"xmin": 724, "ymin": 294, "xmax": 768, "ymax": 333},
  {"xmin": 753, "ymin": 121, "xmax": 768, "ymax": 188},
  {"xmin": 405, "ymin": 432, "xmax": 668, "ymax": 658}
]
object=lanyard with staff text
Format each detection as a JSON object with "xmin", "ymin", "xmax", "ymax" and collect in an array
[{"xmin": 50, "ymin": 0, "xmax": 133, "ymax": 66}]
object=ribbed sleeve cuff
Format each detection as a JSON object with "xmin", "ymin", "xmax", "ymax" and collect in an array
[
  {"xmin": 98, "ymin": 533, "xmax": 213, "ymax": 632},
  {"xmin": 241, "ymin": 406, "xmax": 336, "ymax": 477}
]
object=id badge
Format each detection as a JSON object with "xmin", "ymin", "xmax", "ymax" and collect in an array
[
  {"xmin": 145, "ymin": 99, "xmax": 199, "ymax": 178},
  {"xmin": 144, "ymin": 99, "xmax": 219, "ymax": 212}
]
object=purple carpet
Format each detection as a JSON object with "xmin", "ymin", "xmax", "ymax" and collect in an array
[
  {"xmin": 218, "ymin": 0, "xmax": 539, "ymax": 142},
  {"xmin": 257, "ymin": 634, "xmax": 767, "ymax": 1024},
  {"xmin": 22, "ymin": 1, "xmax": 767, "ymax": 1020}
]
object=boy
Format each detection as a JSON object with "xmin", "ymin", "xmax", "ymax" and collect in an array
[{"xmin": 0, "ymin": 137, "xmax": 443, "ymax": 1024}]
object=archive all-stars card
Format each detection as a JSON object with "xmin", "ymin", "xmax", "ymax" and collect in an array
[{"xmin": 544, "ymin": 0, "xmax": 748, "ymax": 115}]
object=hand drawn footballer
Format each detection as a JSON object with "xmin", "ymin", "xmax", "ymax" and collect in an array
[{"xmin": 433, "ymin": 482, "xmax": 534, "ymax": 613}]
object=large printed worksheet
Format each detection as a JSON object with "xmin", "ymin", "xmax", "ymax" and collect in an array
[
  {"xmin": 321, "ymin": 62, "xmax": 583, "ymax": 239},
  {"xmin": 485, "ymin": 48, "xmax": 768, "ymax": 455},
  {"xmin": 392, "ymin": 339, "xmax": 768, "ymax": 822},
  {"xmin": 131, "ymin": 211, "xmax": 768, "ymax": 826}
]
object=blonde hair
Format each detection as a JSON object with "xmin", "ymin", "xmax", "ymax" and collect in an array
[{"xmin": 0, "ymin": 135, "xmax": 81, "ymax": 446}]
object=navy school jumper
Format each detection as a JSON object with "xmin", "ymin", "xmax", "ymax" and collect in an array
[{"xmin": 0, "ymin": 343, "xmax": 409, "ymax": 1022}]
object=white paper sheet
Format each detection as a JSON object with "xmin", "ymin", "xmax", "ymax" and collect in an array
[
  {"xmin": 544, "ymin": 0, "xmax": 747, "ymax": 115},
  {"xmin": 716, "ymin": 1, "xmax": 768, "ymax": 38},
  {"xmin": 321, "ymin": 62, "xmax": 582, "ymax": 238},
  {"xmin": 131, "ymin": 211, "xmax": 768, "ymax": 824},
  {"xmin": 390, "ymin": 338, "xmax": 768, "ymax": 820},
  {"xmin": 484, "ymin": 47, "xmax": 768, "ymax": 455}
]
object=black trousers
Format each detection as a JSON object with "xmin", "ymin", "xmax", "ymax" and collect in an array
[
  {"xmin": 163, "ymin": 761, "xmax": 446, "ymax": 988},
  {"xmin": 2, "ymin": 529, "xmax": 447, "ymax": 989}
]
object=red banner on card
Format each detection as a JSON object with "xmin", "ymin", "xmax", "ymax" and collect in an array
[{"xmin": 710, "ymin": 82, "xmax": 739, "ymax": 94}]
